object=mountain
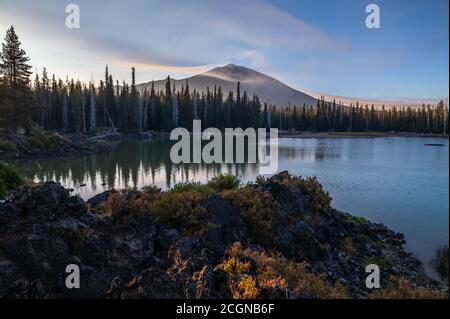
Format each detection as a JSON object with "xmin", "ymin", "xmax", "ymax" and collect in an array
[{"xmin": 137, "ymin": 64, "xmax": 318, "ymax": 107}]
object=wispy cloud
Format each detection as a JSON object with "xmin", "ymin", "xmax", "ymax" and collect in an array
[
  {"xmin": 0, "ymin": 0, "xmax": 340, "ymax": 82},
  {"xmin": 0, "ymin": 0, "xmax": 447, "ymax": 100}
]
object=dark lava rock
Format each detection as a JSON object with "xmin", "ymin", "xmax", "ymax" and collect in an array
[
  {"xmin": 87, "ymin": 190, "xmax": 113, "ymax": 208},
  {"xmin": 137, "ymin": 267, "xmax": 183, "ymax": 299},
  {"xmin": 0, "ymin": 172, "xmax": 440, "ymax": 299}
]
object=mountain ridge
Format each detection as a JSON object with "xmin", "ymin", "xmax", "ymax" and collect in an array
[
  {"xmin": 137, "ymin": 64, "xmax": 443, "ymax": 108},
  {"xmin": 137, "ymin": 64, "xmax": 318, "ymax": 107}
]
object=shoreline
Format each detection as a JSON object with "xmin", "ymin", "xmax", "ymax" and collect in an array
[
  {"xmin": 278, "ymin": 131, "xmax": 450, "ymax": 139},
  {"xmin": 0, "ymin": 130, "xmax": 168, "ymax": 161},
  {"xmin": 2, "ymin": 129, "xmax": 448, "ymax": 162}
]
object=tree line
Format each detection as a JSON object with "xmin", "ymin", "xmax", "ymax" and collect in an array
[
  {"xmin": 271, "ymin": 98, "xmax": 448, "ymax": 133},
  {"xmin": 1, "ymin": 25, "xmax": 448, "ymax": 134}
]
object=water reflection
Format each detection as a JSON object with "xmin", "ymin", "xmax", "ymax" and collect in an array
[
  {"xmin": 11, "ymin": 137, "xmax": 449, "ymax": 263},
  {"xmin": 15, "ymin": 140, "xmax": 260, "ymax": 198}
]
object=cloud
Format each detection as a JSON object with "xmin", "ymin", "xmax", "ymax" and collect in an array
[
  {"xmin": 0, "ymin": 0, "xmax": 340, "ymax": 82},
  {"xmin": 239, "ymin": 50, "xmax": 270, "ymax": 69}
]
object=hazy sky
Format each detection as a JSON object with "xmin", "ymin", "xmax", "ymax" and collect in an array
[{"xmin": 0, "ymin": 0, "xmax": 448, "ymax": 101}]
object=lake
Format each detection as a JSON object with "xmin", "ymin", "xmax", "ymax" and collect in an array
[{"xmin": 12, "ymin": 136, "xmax": 449, "ymax": 265}]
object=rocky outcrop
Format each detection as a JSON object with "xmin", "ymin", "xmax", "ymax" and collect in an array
[
  {"xmin": 0, "ymin": 172, "xmax": 444, "ymax": 299},
  {"xmin": 0, "ymin": 130, "xmax": 114, "ymax": 160}
]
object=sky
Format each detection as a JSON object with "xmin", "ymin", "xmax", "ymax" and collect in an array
[{"xmin": 0, "ymin": 0, "xmax": 448, "ymax": 102}]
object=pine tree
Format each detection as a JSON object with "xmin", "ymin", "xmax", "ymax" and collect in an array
[
  {"xmin": 128, "ymin": 67, "xmax": 138, "ymax": 132},
  {"xmin": 0, "ymin": 25, "xmax": 36, "ymax": 129},
  {"xmin": 131, "ymin": 67, "xmax": 137, "ymax": 96},
  {"xmin": 0, "ymin": 26, "xmax": 32, "ymax": 88}
]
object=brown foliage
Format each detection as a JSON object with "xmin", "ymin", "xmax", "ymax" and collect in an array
[
  {"xmin": 223, "ymin": 242, "xmax": 348, "ymax": 299},
  {"xmin": 369, "ymin": 276, "xmax": 448, "ymax": 299}
]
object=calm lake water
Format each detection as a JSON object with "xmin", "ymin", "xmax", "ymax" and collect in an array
[{"xmin": 12, "ymin": 137, "xmax": 449, "ymax": 264}]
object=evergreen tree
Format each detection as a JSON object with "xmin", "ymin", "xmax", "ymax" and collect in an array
[
  {"xmin": 1, "ymin": 27, "xmax": 448, "ymax": 136},
  {"xmin": 0, "ymin": 26, "xmax": 32, "ymax": 88},
  {"xmin": 0, "ymin": 26, "xmax": 36, "ymax": 129}
]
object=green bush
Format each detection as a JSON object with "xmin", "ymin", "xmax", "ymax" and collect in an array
[
  {"xmin": 347, "ymin": 214, "xmax": 369, "ymax": 224},
  {"xmin": 171, "ymin": 181, "xmax": 216, "ymax": 197},
  {"xmin": 153, "ymin": 190, "xmax": 207, "ymax": 234},
  {"xmin": 27, "ymin": 127, "xmax": 68, "ymax": 150},
  {"xmin": 222, "ymin": 187, "xmax": 281, "ymax": 245},
  {"xmin": 95, "ymin": 187, "xmax": 161, "ymax": 223},
  {"xmin": 27, "ymin": 136, "xmax": 46, "ymax": 148},
  {"xmin": 291, "ymin": 176, "xmax": 332, "ymax": 214},
  {"xmin": 0, "ymin": 161, "xmax": 24, "ymax": 197},
  {"xmin": 207, "ymin": 174, "xmax": 241, "ymax": 192},
  {"xmin": 269, "ymin": 173, "xmax": 331, "ymax": 214},
  {"xmin": 0, "ymin": 140, "xmax": 17, "ymax": 152}
]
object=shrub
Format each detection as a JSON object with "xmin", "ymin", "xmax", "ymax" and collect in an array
[
  {"xmin": 28, "ymin": 136, "xmax": 50, "ymax": 150},
  {"xmin": 347, "ymin": 215, "xmax": 369, "ymax": 224},
  {"xmin": 27, "ymin": 127, "xmax": 68, "ymax": 150},
  {"xmin": 222, "ymin": 256, "xmax": 260, "ymax": 299},
  {"xmin": 131, "ymin": 186, "xmax": 162, "ymax": 212},
  {"xmin": 102, "ymin": 190, "xmax": 131, "ymax": 216},
  {"xmin": 101, "ymin": 186, "xmax": 161, "ymax": 222},
  {"xmin": 340, "ymin": 237, "xmax": 356, "ymax": 255},
  {"xmin": 364, "ymin": 257, "xmax": 393, "ymax": 269},
  {"xmin": 0, "ymin": 161, "xmax": 24, "ymax": 198},
  {"xmin": 369, "ymin": 276, "xmax": 447, "ymax": 299},
  {"xmin": 291, "ymin": 176, "xmax": 332, "ymax": 214},
  {"xmin": 171, "ymin": 181, "xmax": 215, "ymax": 197},
  {"xmin": 27, "ymin": 136, "xmax": 45, "ymax": 149},
  {"xmin": 0, "ymin": 140, "xmax": 17, "ymax": 152},
  {"xmin": 224, "ymin": 242, "xmax": 348, "ymax": 299},
  {"xmin": 207, "ymin": 174, "xmax": 241, "ymax": 192},
  {"xmin": 100, "ymin": 186, "xmax": 208, "ymax": 233},
  {"xmin": 268, "ymin": 173, "xmax": 331, "ymax": 214},
  {"xmin": 65, "ymin": 227, "xmax": 89, "ymax": 254},
  {"xmin": 153, "ymin": 190, "xmax": 206, "ymax": 234},
  {"xmin": 255, "ymin": 175, "xmax": 267, "ymax": 185},
  {"xmin": 48, "ymin": 132, "xmax": 70, "ymax": 145},
  {"xmin": 222, "ymin": 187, "xmax": 281, "ymax": 245},
  {"xmin": 236, "ymin": 276, "xmax": 260, "ymax": 299},
  {"xmin": 432, "ymin": 245, "xmax": 449, "ymax": 279}
]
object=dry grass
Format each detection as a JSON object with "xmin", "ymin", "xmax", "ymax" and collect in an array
[
  {"xmin": 369, "ymin": 276, "xmax": 448, "ymax": 299},
  {"xmin": 222, "ymin": 242, "xmax": 348, "ymax": 299}
]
